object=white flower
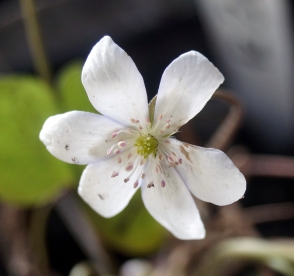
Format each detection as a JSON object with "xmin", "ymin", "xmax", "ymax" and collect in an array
[{"xmin": 40, "ymin": 36, "xmax": 246, "ymax": 240}]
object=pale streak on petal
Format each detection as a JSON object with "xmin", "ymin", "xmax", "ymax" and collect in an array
[{"xmin": 169, "ymin": 139, "xmax": 246, "ymax": 206}]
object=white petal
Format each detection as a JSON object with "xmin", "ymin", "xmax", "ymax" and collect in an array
[
  {"xmin": 82, "ymin": 36, "xmax": 149, "ymax": 126},
  {"xmin": 78, "ymin": 155, "xmax": 141, "ymax": 218},
  {"xmin": 152, "ymin": 51, "xmax": 224, "ymax": 134},
  {"xmin": 39, "ymin": 111, "xmax": 126, "ymax": 165},
  {"xmin": 169, "ymin": 139, "xmax": 246, "ymax": 206},
  {"xmin": 141, "ymin": 159, "xmax": 205, "ymax": 240}
]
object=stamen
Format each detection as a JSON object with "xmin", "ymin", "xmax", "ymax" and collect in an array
[
  {"xmin": 166, "ymin": 119, "xmax": 170, "ymax": 123},
  {"xmin": 161, "ymin": 180, "xmax": 166, "ymax": 188},
  {"xmin": 141, "ymin": 173, "xmax": 145, "ymax": 179},
  {"xmin": 165, "ymin": 140, "xmax": 170, "ymax": 144},
  {"xmin": 111, "ymin": 132, "xmax": 118, "ymax": 138},
  {"xmin": 125, "ymin": 162, "xmax": 134, "ymax": 172},
  {"xmin": 118, "ymin": 141, "xmax": 126, "ymax": 148},
  {"xmin": 114, "ymin": 149, "xmax": 121, "ymax": 155},
  {"xmin": 107, "ymin": 144, "xmax": 116, "ymax": 156},
  {"xmin": 147, "ymin": 182, "xmax": 154, "ymax": 188},
  {"xmin": 158, "ymin": 114, "xmax": 163, "ymax": 120},
  {"xmin": 134, "ymin": 181, "xmax": 139, "ymax": 188},
  {"xmin": 168, "ymin": 155, "xmax": 176, "ymax": 163},
  {"xmin": 130, "ymin": 118, "xmax": 137, "ymax": 123},
  {"xmin": 111, "ymin": 171, "xmax": 119, "ymax": 178},
  {"xmin": 124, "ymin": 178, "xmax": 129, "ymax": 183},
  {"xmin": 118, "ymin": 157, "xmax": 122, "ymax": 163},
  {"xmin": 156, "ymin": 165, "xmax": 162, "ymax": 174}
]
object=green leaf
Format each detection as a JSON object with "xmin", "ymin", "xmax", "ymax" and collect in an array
[
  {"xmin": 56, "ymin": 61, "xmax": 98, "ymax": 113},
  {"xmin": 0, "ymin": 76, "xmax": 75, "ymax": 205},
  {"xmin": 82, "ymin": 191, "xmax": 168, "ymax": 256}
]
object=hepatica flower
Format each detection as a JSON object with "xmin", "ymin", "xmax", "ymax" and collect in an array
[{"xmin": 40, "ymin": 36, "xmax": 246, "ymax": 239}]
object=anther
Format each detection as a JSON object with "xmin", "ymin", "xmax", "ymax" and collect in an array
[
  {"xmin": 124, "ymin": 178, "xmax": 129, "ymax": 183},
  {"xmin": 125, "ymin": 162, "xmax": 133, "ymax": 172},
  {"xmin": 165, "ymin": 140, "xmax": 170, "ymax": 144},
  {"xmin": 168, "ymin": 155, "xmax": 175, "ymax": 163},
  {"xmin": 134, "ymin": 181, "xmax": 139, "ymax": 188},
  {"xmin": 156, "ymin": 165, "xmax": 161, "ymax": 174},
  {"xmin": 141, "ymin": 173, "xmax": 145, "ymax": 179},
  {"xmin": 147, "ymin": 182, "xmax": 154, "ymax": 188},
  {"xmin": 127, "ymin": 152, "xmax": 132, "ymax": 159},
  {"xmin": 118, "ymin": 141, "xmax": 126, "ymax": 148},
  {"xmin": 111, "ymin": 132, "xmax": 118, "ymax": 138},
  {"xmin": 118, "ymin": 157, "xmax": 122, "ymax": 163},
  {"xmin": 161, "ymin": 180, "xmax": 166, "ymax": 188},
  {"xmin": 114, "ymin": 149, "xmax": 121, "ymax": 155},
  {"xmin": 111, "ymin": 171, "xmax": 119, "ymax": 178},
  {"xmin": 140, "ymin": 158, "xmax": 145, "ymax": 166},
  {"xmin": 158, "ymin": 115, "xmax": 163, "ymax": 120}
]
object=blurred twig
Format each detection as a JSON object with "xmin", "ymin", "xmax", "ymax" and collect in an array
[
  {"xmin": 20, "ymin": 0, "xmax": 52, "ymax": 84},
  {"xmin": 55, "ymin": 191, "xmax": 115, "ymax": 276},
  {"xmin": 231, "ymin": 151, "xmax": 294, "ymax": 179},
  {"xmin": 196, "ymin": 238, "xmax": 294, "ymax": 276},
  {"xmin": 245, "ymin": 202, "xmax": 294, "ymax": 225},
  {"xmin": 0, "ymin": 203, "xmax": 45, "ymax": 276},
  {"xmin": 29, "ymin": 204, "xmax": 52, "ymax": 275},
  {"xmin": 206, "ymin": 90, "xmax": 243, "ymax": 151}
]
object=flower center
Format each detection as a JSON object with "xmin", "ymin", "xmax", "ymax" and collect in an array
[{"xmin": 135, "ymin": 134, "xmax": 158, "ymax": 159}]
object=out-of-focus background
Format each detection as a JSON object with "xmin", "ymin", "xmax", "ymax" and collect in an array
[{"xmin": 1, "ymin": 0, "xmax": 294, "ymax": 275}]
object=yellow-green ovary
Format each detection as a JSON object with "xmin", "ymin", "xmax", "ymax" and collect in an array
[{"xmin": 135, "ymin": 134, "xmax": 158, "ymax": 159}]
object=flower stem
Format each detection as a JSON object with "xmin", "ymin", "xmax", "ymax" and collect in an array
[
  {"xmin": 29, "ymin": 204, "xmax": 52, "ymax": 276},
  {"xmin": 20, "ymin": 0, "xmax": 52, "ymax": 85},
  {"xmin": 196, "ymin": 238, "xmax": 294, "ymax": 276}
]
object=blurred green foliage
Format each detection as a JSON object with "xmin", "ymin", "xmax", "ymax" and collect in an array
[
  {"xmin": 56, "ymin": 61, "xmax": 98, "ymax": 114},
  {"xmin": 0, "ymin": 76, "xmax": 74, "ymax": 205}
]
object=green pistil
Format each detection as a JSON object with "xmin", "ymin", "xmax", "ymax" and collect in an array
[{"xmin": 135, "ymin": 134, "xmax": 158, "ymax": 159}]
